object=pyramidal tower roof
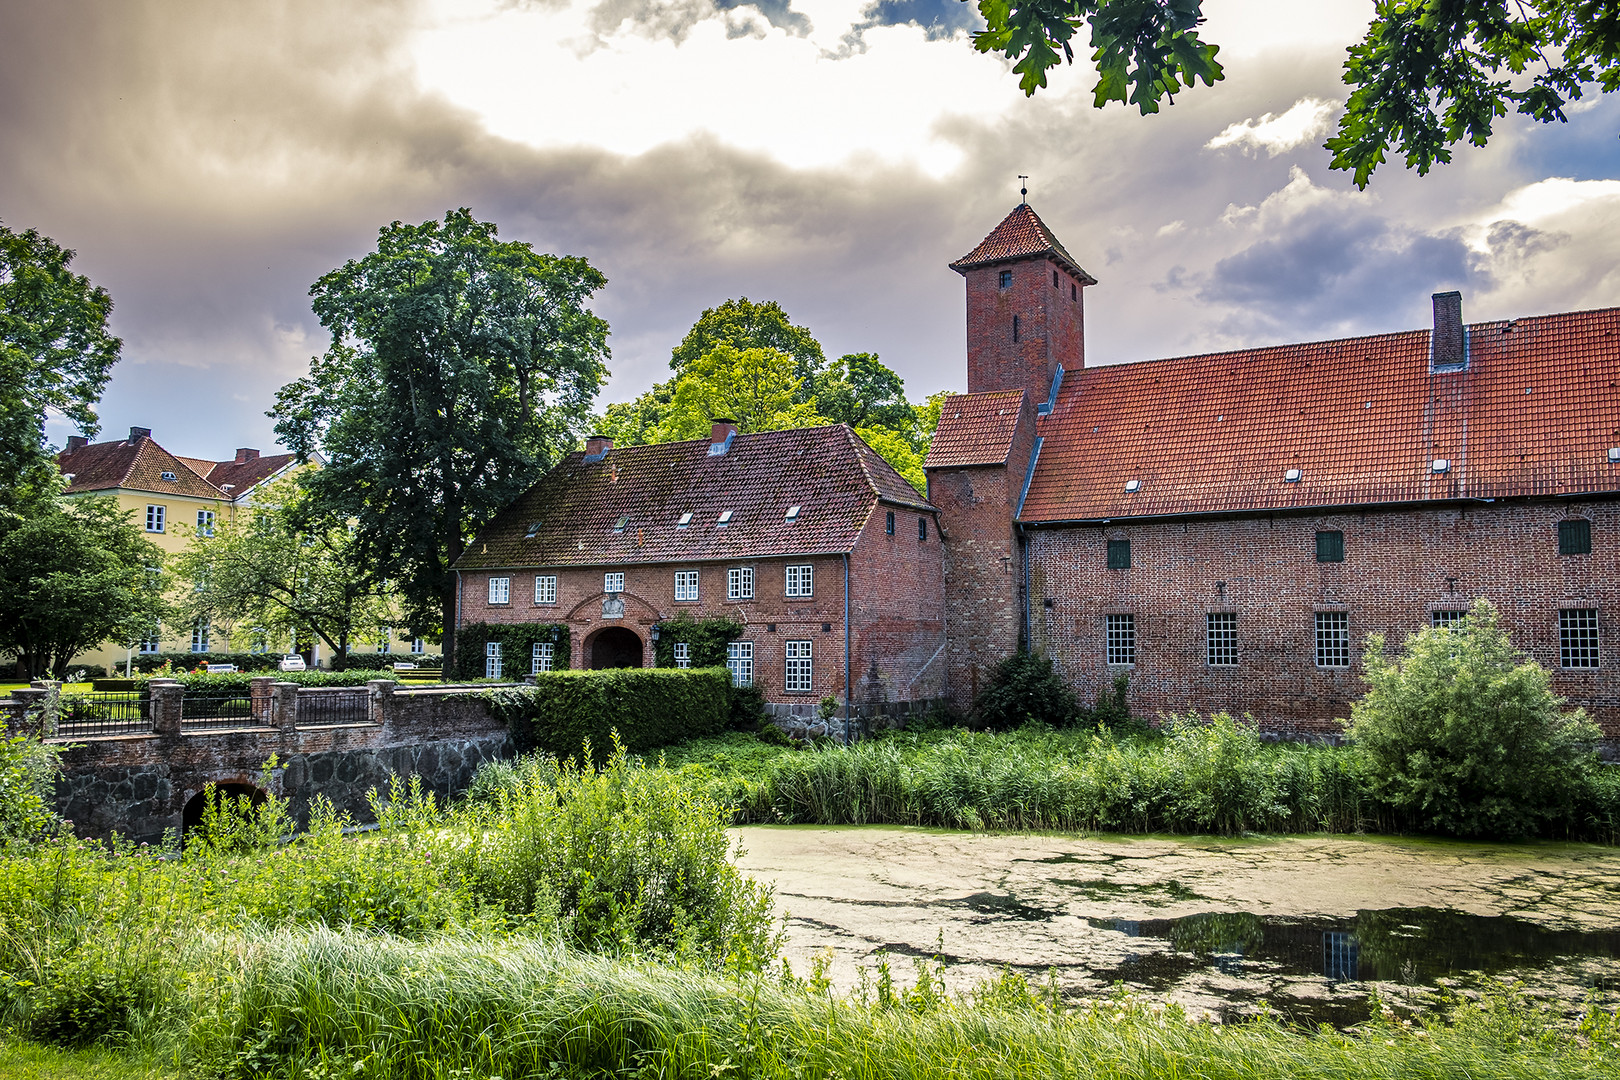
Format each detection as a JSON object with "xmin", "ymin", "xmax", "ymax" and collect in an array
[{"xmin": 949, "ymin": 203, "xmax": 1096, "ymax": 284}]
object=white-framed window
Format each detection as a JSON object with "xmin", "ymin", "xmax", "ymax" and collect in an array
[
  {"xmin": 534, "ymin": 575, "xmax": 557, "ymax": 605},
  {"xmin": 411, "ymin": 637, "xmax": 425, "ymax": 654},
  {"xmin": 1315, "ymin": 611, "xmax": 1351, "ymax": 668},
  {"xmin": 196, "ymin": 509, "xmax": 215, "ymax": 537},
  {"xmin": 488, "ymin": 577, "xmax": 511, "ymax": 605},
  {"xmin": 674, "ymin": 570, "xmax": 699, "ymax": 602},
  {"xmin": 1560, "ymin": 608, "xmax": 1600, "ymax": 669},
  {"xmin": 1430, "ymin": 610, "xmax": 1467, "ymax": 629},
  {"xmin": 785, "ymin": 564, "xmax": 813, "ymax": 598},
  {"xmin": 726, "ymin": 641, "xmax": 753, "ymax": 687},
  {"xmin": 727, "ymin": 566, "xmax": 754, "ymax": 600},
  {"xmin": 1206, "ymin": 612, "xmax": 1238, "ymax": 666},
  {"xmin": 673, "ymin": 642, "xmax": 691, "ymax": 668},
  {"xmin": 785, "ymin": 640, "xmax": 813, "ymax": 692},
  {"xmin": 485, "ymin": 641, "xmax": 502, "ymax": 679},
  {"xmin": 145, "ymin": 504, "xmax": 166, "ymax": 533},
  {"xmin": 532, "ymin": 642, "xmax": 554, "ymax": 673},
  {"xmin": 378, "ymin": 628, "xmax": 392, "ymax": 655},
  {"xmin": 139, "ymin": 626, "xmax": 161, "ymax": 654},
  {"xmin": 191, "ymin": 618, "xmax": 210, "ymax": 654},
  {"xmin": 604, "ymin": 572, "xmax": 625, "ymax": 593},
  {"xmin": 1105, "ymin": 614, "xmax": 1135, "ymax": 666}
]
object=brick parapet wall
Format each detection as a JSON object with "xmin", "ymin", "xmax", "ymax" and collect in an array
[{"xmin": 1025, "ymin": 500, "xmax": 1620, "ymax": 741}]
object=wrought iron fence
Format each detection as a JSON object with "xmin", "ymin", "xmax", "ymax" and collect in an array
[
  {"xmin": 181, "ymin": 691, "xmax": 260, "ymax": 730},
  {"xmin": 55, "ymin": 692, "xmax": 152, "ymax": 737},
  {"xmin": 296, "ymin": 687, "xmax": 371, "ymax": 726}
]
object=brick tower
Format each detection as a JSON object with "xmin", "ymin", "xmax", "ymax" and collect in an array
[{"xmin": 925, "ymin": 204, "xmax": 1096, "ymax": 709}]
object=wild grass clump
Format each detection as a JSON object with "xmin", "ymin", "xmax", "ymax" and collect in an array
[{"xmin": 172, "ymin": 927, "xmax": 1620, "ymax": 1080}]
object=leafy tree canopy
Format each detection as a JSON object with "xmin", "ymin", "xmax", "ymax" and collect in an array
[
  {"xmin": 0, "ymin": 222, "xmax": 121, "ymax": 506},
  {"xmin": 972, "ymin": 0, "xmax": 1620, "ymax": 186},
  {"xmin": 271, "ymin": 208, "xmax": 610, "ymax": 668},
  {"xmin": 658, "ymin": 344, "xmax": 827, "ymax": 440},
  {"xmin": 668, "ymin": 297, "xmax": 825, "ymax": 389},
  {"xmin": 816, "ymin": 352, "xmax": 916, "ymax": 432},
  {"xmin": 1345, "ymin": 598, "xmax": 1600, "ymax": 838},
  {"xmin": 0, "ymin": 497, "xmax": 168, "ymax": 679},
  {"xmin": 170, "ymin": 473, "xmax": 401, "ymax": 670}
]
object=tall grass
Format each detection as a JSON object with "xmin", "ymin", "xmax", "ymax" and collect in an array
[
  {"xmin": 171, "ymin": 927, "xmax": 1619, "ymax": 1080},
  {"xmin": 645, "ymin": 717, "xmax": 1620, "ymax": 841}
]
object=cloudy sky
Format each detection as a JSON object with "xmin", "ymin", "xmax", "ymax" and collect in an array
[{"xmin": 4, "ymin": 0, "xmax": 1618, "ymax": 460}]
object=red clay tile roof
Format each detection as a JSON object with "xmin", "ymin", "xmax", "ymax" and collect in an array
[
  {"xmin": 58, "ymin": 436, "xmax": 228, "ymax": 500},
  {"xmin": 457, "ymin": 424, "xmax": 936, "ymax": 570},
  {"xmin": 208, "ymin": 452, "xmax": 298, "ymax": 497},
  {"xmin": 1021, "ymin": 306, "xmax": 1620, "ymax": 522},
  {"xmin": 924, "ymin": 390, "xmax": 1026, "ymax": 468},
  {"xmin": 950, "ymin": 204, "xmax": 1097, "ymax": 284}
]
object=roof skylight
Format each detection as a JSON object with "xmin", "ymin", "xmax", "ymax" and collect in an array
[
  {"xmin": 612, "ymin": 515, "xmax": 628, "ymax": 533},
  {"xmin": 717, "ymin": 510, "xmax": 733, "ymax": 526},
  {"xmin": 1431, "ymin": 459, "xmax": 1451, "ymax": 473},
  {"xmin": 785, "ymin": 505, "xmax": 800, "ymax": 521},
  {"xmin": 1609, "ymin": 448, "xmax": 1620, "ymax": 463},
  {"xmin": 1284, "ymin": 468, "xmax": 1302, "ymax": 483},
  {"xmin": 677, "ymin": 512, "xmax": 693, "ymax": 528},
  {"xmin": 161, "ymin": 471, "xmax": 177, "ymax": 481},
  {"xmin": 525, "ymin": 521, "xmax": 542, "ymax": 538},
  {"xmin": 1123, "ymin": 479, "xmax": 1140, "ymax": 493}
]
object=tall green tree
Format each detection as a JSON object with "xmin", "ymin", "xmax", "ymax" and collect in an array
[
  {"xmin": 669, "ymin": 297, "xmax": 826, "ymax": 390},
  {"xmin": 170, "ymin": 474, "xmax": 400, "ymax": 670},
  {"xmin": 656, "ymin": 344, "xmax": 828, "ymax": 440},
  {"xmin": 0, "ymin": 497, "xmax": 167, "ymax": 679},
  {"xmin": 271, "ymin": 209, "xmax": 610, "ymax": 668},
  {"xmin": 970, "ymin": 0, "xmax": 1619, "ymax": 186},
  {"xmin": 0, "ymin": 222, "xmax": 121, "ymax": 506},
  {"xmin": 816, "ymin": 352, "xmax": 916, "ymax": 433}
]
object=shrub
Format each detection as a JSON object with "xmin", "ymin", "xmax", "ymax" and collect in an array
[
  {"xmin": 970, "ymin": 650, "xmax": 1078, "ymax": 729},
  {"xmin": 652, "ymin": 613, "xmax": 744, "ymax": 668},
  {"xmin": 1346, "ymin": 598, "xmax": 1602, "ymax": 838},
  {"xmin": 451, "ymin": 621, "xmax": 570, "ymax": 680},
  {"xmin": 489, "ymin": 667, "xmax": 732, "ymax": 758},
  {"xmin": 0, "ymin": 735, "xmax": 64, "ymax": 847}
]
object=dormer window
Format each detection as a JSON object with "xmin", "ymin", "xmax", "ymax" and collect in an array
[
  {"xmin": 612, "ymin": 515, "xmax": 628, "ymax": 533},
  {"xmin": 717, "ymin": 510, "xmax": 733, "ymax": 526},
  {"xmin": 161, "ymin": 471, "xmax": 177, "ymax": 482}
]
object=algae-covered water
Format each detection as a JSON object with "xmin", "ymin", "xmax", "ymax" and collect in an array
[{"xmin": 733, "ymin": 826, "xmax": 1620, "ymax": 1024}]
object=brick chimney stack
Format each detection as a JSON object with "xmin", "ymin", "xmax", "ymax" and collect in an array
[
  {"xmin": 708, "ymin": 419, "xmax": 738, "ymax": 457},
  {"xmin": 234, "ymin": 447, "xmax": 259, "ymax": 464},
  {"xmin": 65, "ymin": 436, "xmax": 88, "ymax": 452},
  {"xmin": 1431, "ymin": 291, "xmax": 1466, "ymax": 370},
  {"xmin": 584, "ymin": 434, "xmax": 613, "ymax": 460},
  {"xmin": 128, "ymin": 427, "xmax": 151, "ymax": 444}
]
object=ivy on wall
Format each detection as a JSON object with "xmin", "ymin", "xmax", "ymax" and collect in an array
[
  {"xmin": 652, "ymin": 613, "xmax": 744, "ymax": 669},
  {"xmin": 452, "ymin": 621, "xmax": 572, "ymax": 680}
]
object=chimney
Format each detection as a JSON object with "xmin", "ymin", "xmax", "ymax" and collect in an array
[
  {"xmin": 234, "ymin": 447, "xmax": 259, "ymax": 464},
  {"xmin": 65, "ymin": 436, "xmax": 88, "ymax": 452},
  {"xmin": 583, "ymin": 434, "xmax": 613, "ymax": 461},
  {"xmin": 128, "ymin": 426, "xmax": 152, "ymax": 444},
  {"xmin": 708, "ymin": 419, "xmax": 738, "ymax": 457},
  {"xmin": 1431, "ymin": 291, "xmax": 1466, "ymax": 370}
]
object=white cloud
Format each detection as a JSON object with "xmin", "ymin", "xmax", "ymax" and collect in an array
[
  {"xmin": 1206, "ymin": 97, "xmax": 1336, "ymax": 156},
  {"xmin": 1492, "ymin": 177, "xmax": 1620, "ymax": 224}
]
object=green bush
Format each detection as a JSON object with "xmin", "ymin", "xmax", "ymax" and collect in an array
[
  {"xmin": 1346, "ymin": 598, "xmax": 1602, "ymax": 838},
  {"xmin": 488, "ymin": 667, "xmax": 732, "ymax": 758},
  {"xmin": 652, "ymin": 613, "xmax": 743, "ymax": 668},
  {"xmin": 130, "ymin": 651, "xmax": 284, "ymax": 674},
  {"xmin": 0, "ymin": 735, "xmax": 63, "ymax": 848},
  {"xmin": 131, "ymin": 670, "xmax": 384, "ymax": 693},
  {"xmin": 970, "ymin": 650, "xmax": 1078, "ymax": 729},
  {"xmin": 450, "ymin": 621, "xmax": 569, "ymax": 680}
]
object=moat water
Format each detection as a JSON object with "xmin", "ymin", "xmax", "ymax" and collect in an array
[{"xmin": 733, "ymin": 826, "xmax": 1620, "ymax": 1025}]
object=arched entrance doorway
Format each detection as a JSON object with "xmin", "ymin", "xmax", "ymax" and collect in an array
[
  {"xmin": 181, "ymin": 782, "xmax": 268, "ymax": 843},
  {"xmin": 589, "ymin": 627, "xmax": 644, "ymax": 669}
]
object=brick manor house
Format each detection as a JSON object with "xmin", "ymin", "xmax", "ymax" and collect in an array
[{"xmin": 459, "ymin": 203, "xmax": 1620, "ymax": 741}]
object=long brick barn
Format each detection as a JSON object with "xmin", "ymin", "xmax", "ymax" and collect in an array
[{"xmin": 460, "ymin": 204, "xmax": 1620, "ymax": 743}]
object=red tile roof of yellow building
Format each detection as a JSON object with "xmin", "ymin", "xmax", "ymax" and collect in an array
[
  {"xmin": 949, "ymin": 204, "xmax": 1097, "ymax": 284},
  {"xmin": 58, "ymin": 434, "xmax": 227, "ymax": 500},
  {"xmin": 924, "ymin": 389, "xmax": 1026, "ymax": 468},
  {"xmin": 457, "ymin": 424, "xmax": 935, "ymax": 570},
  {"xmin": 1020, "ymin": 306, "xmax": 1620, "ymax": 522}
]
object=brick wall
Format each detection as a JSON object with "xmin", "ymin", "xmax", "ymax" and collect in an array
[
  {"xmin": 848, "ymin": 502, "xmax": 947, "ymax": 707},
  {"xmin": 963, "ymin": 257, "xmax": 1087, "ymax": 400},
  {"xmin": 929, "ymin": 409, "xmax": 1037, "ymax": 710},
  {"xmin": 1025, "ymin": 500, "xmax": 1620, "ymax": 740}
]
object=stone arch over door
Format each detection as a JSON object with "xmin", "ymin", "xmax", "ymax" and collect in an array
[{"xmin": 585, "ymin": 626, "xmax": 645, "ymax": 669}]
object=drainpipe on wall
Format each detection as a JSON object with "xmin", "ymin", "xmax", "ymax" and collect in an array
[
  {"xmin": 1018, "ymin": 522, "xmax": 1031, "ymax": 653},
  {"xmin": 843, "ymin": 553, "xmax": 851, "ymax": 746},
  {"xmin": 454, "ymin": 569, "xmax": 463, "ymax": 673}
]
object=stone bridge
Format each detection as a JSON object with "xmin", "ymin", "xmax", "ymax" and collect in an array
[{"xmin": 0, "ymin": 678, "xmax": 515, "ymax": 843}]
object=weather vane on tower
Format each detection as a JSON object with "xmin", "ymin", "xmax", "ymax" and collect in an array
[{"xmin": 1018, "ymin": 176, "xmax": 1029, "ymax": 204}]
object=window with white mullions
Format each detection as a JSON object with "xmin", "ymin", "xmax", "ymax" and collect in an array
[
  {"xmin": 1105, "ymin": 614, "xmax": 1135, "ymax": 666},
  {"xmin": 1206, "ymin": 612, "xmax": 1237, "ymax": 666},
  {"xmin": 1315, "ymin": 612, "xmax": 1350, "ymax": 668},
  {"xmin": 145, "ymin": 505, "xmax": 166, "ymax": 533},
  {"xmin": 488, "ymin": 577, "xmax": 510, "ymax": 604},
  {"xmin": 726, "ymin": 641, "xmax": 753, "ymax": 686},
  {"xmin": 673, "ymin": 642, "xmax": 691, "ymax": 668},
  {"xmin": 603, "ymin": 572, "xmax": 624, "ymax": 593},
  {"xmin": 785, "ymin": 640, "xmax": 813, "ymax": 692},
  {"xmin": 534, "ymin": 575, "xmax": 557, "ymax": 604},
  {"xmin": 196, "ymin": 509, "xmax": 215, "ymax": 537},
  {"xmin": 785, "ymin": 564, "xmax": 813, "ymax": 597},
  {"xmin": 191, "ymin": 618, "xmax": 210, "ymax": 654},
  {"xmin": 531, "ymin": 642, "xmax": 554, "ymax": 673},
  {"xmin": 485, "ymin": 641, "xmax": 503, "ymax": 679},
  {"xmin": 727, "ymin": 567, "xmax": 754, "ymax": 600},
  {"xmin": 674, "ymin": 570, "xmax": 699, "ymax": 602},
  {"xmin": 1560, "ymin": 608, "xmax": 1600, "ymax": 669},
  {"xmin": 1430, "ymin": 610, "xmax": 1467, "ymax": 629}
]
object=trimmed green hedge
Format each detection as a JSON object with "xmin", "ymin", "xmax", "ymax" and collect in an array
[
  {"xmin": 132, "ymin": 670, "xmax": 388, "ymax": 693},
  {"xmin": 489, "ymin": 667, "xmax": 732, "ymax": 758},
  {"xmin": 452, "ymin": 622, "xmax": 571, "ymax": 681}
]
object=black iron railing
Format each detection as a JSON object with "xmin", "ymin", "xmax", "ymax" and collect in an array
[
  {"xmin": 55, "ymin": 692, "xmax": 152, "ymax": 737},
  {"xmin": 181, "ymin": 691, "xmax": 260, "ymax": 730},
  {"xmin": 296, "ymin": 687, "xmax": 371, "ymax": 726}
]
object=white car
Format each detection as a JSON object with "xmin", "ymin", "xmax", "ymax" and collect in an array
[{"xmin": 278, "ymin": 654, "xmax": 307, "ymax": 671}]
